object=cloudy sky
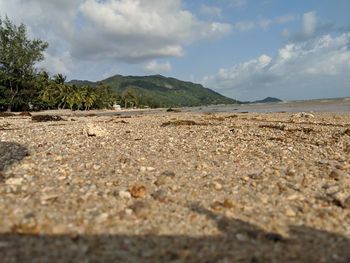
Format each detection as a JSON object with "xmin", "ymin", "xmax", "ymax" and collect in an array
[{"xmin": 1, "ymin": 0, "xmax": 349, "ymax": 101}]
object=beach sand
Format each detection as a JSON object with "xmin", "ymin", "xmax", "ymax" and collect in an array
[{"xmin": 1, "ymin": 110, "xmax": 350, "ymax": 262}]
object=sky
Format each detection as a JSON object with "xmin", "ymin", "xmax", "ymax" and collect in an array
[{"xmin": 0, "ymin": 0, "xmax": 349, "ymax": 101}]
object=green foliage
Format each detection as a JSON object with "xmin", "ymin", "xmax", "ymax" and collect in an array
[
  {"xmin": 0, "ymin": 16, "xmax": 48, "ymax": 111},
  {"xmin": 69, "ymin": 75, "xmax": 240, "ymax": 108}
]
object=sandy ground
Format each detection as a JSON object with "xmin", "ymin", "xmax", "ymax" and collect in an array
[{"xmin": 0, "ymin": 110, "xmax": 350, "ymax": 262}]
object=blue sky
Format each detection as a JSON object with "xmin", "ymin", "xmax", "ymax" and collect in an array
[{"xmin": 1, "ymin": 0, "xmax": 349, "ymax": 101}]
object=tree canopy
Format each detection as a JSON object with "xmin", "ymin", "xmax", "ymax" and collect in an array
[
  {"xmin": 0, "ymin": 16, "xmax": 119, "ymax": 112},
  {"xmin": 0, "ymin": 16, "xmax": 48, "ymax": 111}
]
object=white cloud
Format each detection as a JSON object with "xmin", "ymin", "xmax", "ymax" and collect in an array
[
  {"xmin": 75, "ymin": 0, "xmax": 231, "ymax": 61},
  {"xmin": 143, "ymin": 60, "xmax": 172, "ymax": 74},
  {"xmin": 303, "ymin": 11, "xmax": 317, "ymax": 36},
  {"xmin": 234, "ymin": 21, "xmax": 255, "ymax": 31},
  {"xmin": 199, "ymin": 4, "xmax": 222, "ymax": 19},
  {"xmin": 37, "ymin": 51, "xmax": 73, "ymax": 76},
  {"xmin": 236, "ymin": 14, "xmax": 296, "ymax": 32},
  {"xmin": 0, "ymin": 0, "xmax": 232, "ymax": 77},
  {"xmin": 287, "ymin": 11, "xmax": 350, "ymax": 42},
  {"xmin": 204, "ymin": 33, "xmax": 350, "ymax": 100}
]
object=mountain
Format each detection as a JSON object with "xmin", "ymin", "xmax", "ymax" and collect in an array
[
  {"xmin": 252, "ymin": 97, "xmax": 283, "ymax": 103},
  {"xmin": 241, "ymin": 97, "xmax": 283, "ymax": 104},
  {"xmin": 68, "ymin": 75, "xmax": 239, "ymax": 108}
]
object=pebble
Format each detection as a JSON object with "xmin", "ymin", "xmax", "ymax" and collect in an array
[
  {"xmin": 236, "ymin": 233, "xmax": 249, "ymax": 242},
  {"xmin": 85, "ymin": 123, "xmax": 109, "ymax": 137},
  {"xmin": 129, "ymin": 185, "xmax": 147, "ymax": 198},
  {"xmin": 5, "ymin": 178, "xmax": 23, "ymax": 185},
  {"xmin": 332, "ymin": 192, "xmax": 350, "ymax": 209},
  {"xmin": 329, "ymin": 169, "xmax": 348, "ymax": 180},
  {"xmin": 52, "ymin": 224, "xmax": 68, "ymax": 234},
  {"xmin": 286, "ymin": 208, "xmax": 296, "ymax": 217},
  {"xmin": 247, "ymin": 173, "xmax": 261, "ymax": 180},
  {"xmin": 214, "ymin": 182, "xmax": 223, "ymax": 190},
  {"xmin": 161, "ymin": 170, "xmax": 176, "ymax": 177},
  {"xmin": 140, "ymin": 166, "xmax": 156, "ymax": 172},
  {"xmin": 151, "ymin": 189, "xmax": 167, "ymax": 202},
  {"xmin": 96, "ymin": 213, "xmax": 109, "ymax": 223},
  {"xmin": 124, "ymin": 208, "xmax": 133, "ymax": 216},
  {"xmin": 41, "ymin": 193, "xmax": 59, "ymax": 202},
  {"xmin": 129, "ymin": 201, "xmax": 151, "ymax": 218},
  {"xmin": 93, "ymin": 164, "xmax": 101, "ymax": 170},
  {"xmin": 119, "ymin": 190, "xmax": 132, "ymax": 199},
  {"xmin": 293, "ymin": 112, "xmax": 315, "ymax": 118},
  {"xmin": 154, "ymin": 176, "xmax": 170, "ymax": 186}
]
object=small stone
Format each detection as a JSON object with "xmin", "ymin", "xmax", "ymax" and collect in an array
[
  {"xmin": 140, "ymin": 166, "xmax": 147, "ymax": 173},
  {"xmin": 57, "ymin": 176, "xmax": 67, "ymax": 181},
  {"xmin": 93, "ymin": 164, "xmax": 101, "ymax": 170},
  {"xmin": 146, "ymin": 167, "xmax": 156, "ymax": 172},
  {"xmin": 96, "ymin": 213, "xmax": 109, "ymax": 223},
  {"xmin": 211, "ymin": 201, "xmax": 223, "ymax": 211},
  {"xmin": 222, "ymin": 199, "xmax": 235, "ymax": 208},
  {"xmin": 286, "ymin": 208, "xmax": 296, "ymax": 217},
  {"xmin": 248, "ymin": 172, "xmax": 262, "ymax": 180},
  {"xmin": 329, "ymin": 169, "xmax": 348, "ymax": 180},
  {"xmin": 119, "ymin": 190, "xmax": 132, "ymax": 199},
  {"xmin": 335, "ymin": 163, "xmax": 348, "ymax": 170},
  {"xmin": 343, "ymin": 196, "xmax": 350, "ymax": 209},
  {"xmin": 264, "ymin": 233, "xmax": 284, "ymax": 242},
  {"xmin": 324, "ymin": 184, "xmax": 340, "ymax": 195},
  {"xmin": 52, "ymin": 224, "xmax": 68, "ymax": 234},
  {"xmin": 161, "ymin": 171, "xmax": 176, "ymax": 177},
  {"xmin": 32, "ymin": 115, "xmax": 64, "ymax": 122},
  {"xmin": 5, "ymin": 178, "xmax": 23, "ymax": 185},
  {"xmin": 286, "ymin": 168, "xmax": 296, "ymax": 176},
  {"xmin": 212, "ymin": 181, "xmax": 223, "ymax": 190},
  {"xmin": 344, "ymin": 128, "xmax": 350, "ymax": 136},
  {"xmin": 129, "ymin": 201, "xmax": 151, "ymax": 218},
  {"xmin": 41, "ymin": 193, "xmax": 59, "ymax": 202},
  {"xmin": 236, "ymin": 233, "xmax": 249, "ymax": 242},
  {"xmin": 154, "ymin": 177, "xmax": 170, "ymax": 186},
  {"xmin": 151, "ymin": 189, "xmax": 167, "ymax": 202},
  {"xmin": 293, "ymin": 112, "xmax": 315, "ymax": 118},
  {"xmin": 332, "ymin": 192, "xmax": 350, "ymax": 209},
  {"xmin": 287, "ymin": 194, "xmax": 302, "ymax": 201},
  {"xmin": 85, "ymin": 123, "xmax": 109, "ymax": 137},
  {"xmin": 124, "ymin": 209, "xmax": 133, "ymax": 216},
  {"xmin": 129, "ymin": 185, "xmax": 147, "ymax": 198}
]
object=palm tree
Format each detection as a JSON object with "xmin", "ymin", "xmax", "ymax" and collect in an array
[
  {"xmin": 53, "ymin": 74, "xmax": 66, "ymax": 85},
  {"xmin": 80, "ymin": 85, "xmax": 97, "ymax": 110},
  {"xmin": 122, "ymin": 87, "xmax": 138, "ymax": 108}
]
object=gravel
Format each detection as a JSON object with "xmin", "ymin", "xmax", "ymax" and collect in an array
[{"xmin": 0, "ymin": 110, "xmax": 350, "ymax": 262}]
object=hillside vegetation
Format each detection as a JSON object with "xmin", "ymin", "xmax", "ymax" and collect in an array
[{"xmin": 69, "ymin": 75, "xmax": 239, "ymax": 108}]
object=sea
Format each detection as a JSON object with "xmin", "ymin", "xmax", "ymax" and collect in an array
[
  {"xmin": 185, "ymin": 97, "xmax": 350, "ymax": 114},
  {"xmin": 100, "ymin": 97, "xmax": 350, "ymax": 117}
]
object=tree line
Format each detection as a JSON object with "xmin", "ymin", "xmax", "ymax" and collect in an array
[{"xmin": 0, "ymin": 16, "xmax": 125, "ymax": 112}]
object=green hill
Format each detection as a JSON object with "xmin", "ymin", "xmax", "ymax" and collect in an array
[{"xmin": 68, "ymin": 75, "xmax": 239, "ymax": 108}]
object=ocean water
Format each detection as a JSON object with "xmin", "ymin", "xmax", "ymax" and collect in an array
[
  {"xmin": 100, "ymin": 97, "xmax": 350, "ymax": 117},
  {"xmin": 186, "ymin": 98, "xmax": 350, "ymax": 114}
]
